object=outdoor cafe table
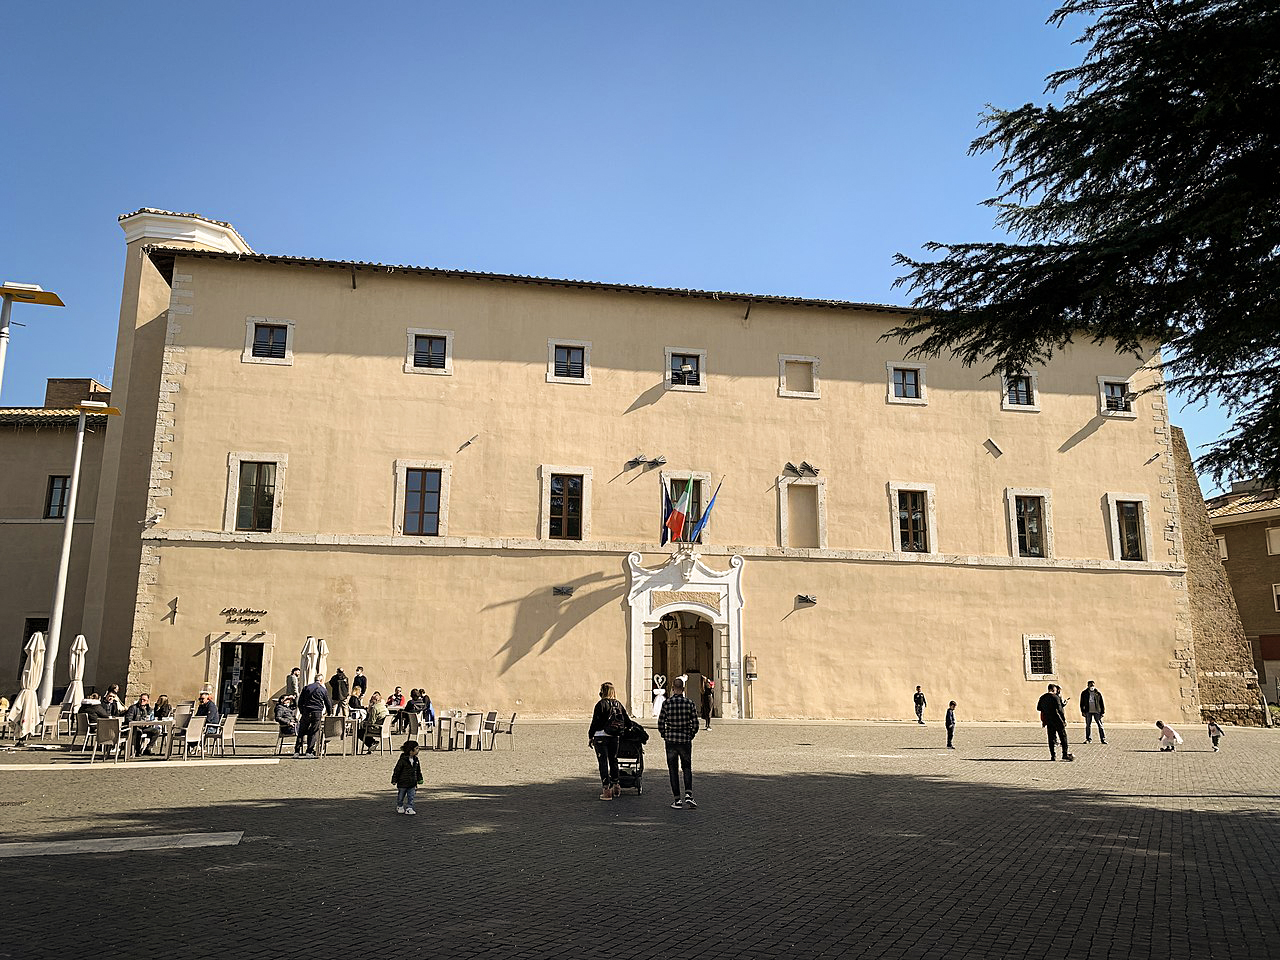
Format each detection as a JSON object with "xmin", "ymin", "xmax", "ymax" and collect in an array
[{"xmin": 121, "ymin": 717, "xmax": 175, "ymax": 760}]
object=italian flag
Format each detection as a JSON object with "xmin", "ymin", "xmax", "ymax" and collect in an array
[{"xmin": 665, "ymin": 482, "xmax": 692, "ymax": 542}]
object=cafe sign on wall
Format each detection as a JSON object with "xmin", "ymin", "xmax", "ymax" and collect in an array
[{"xmin": 221, "ymin": 607, "xmax": 268, "ymax": 624}]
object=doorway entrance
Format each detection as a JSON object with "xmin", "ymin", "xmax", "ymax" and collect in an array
[
  {"xmin": 217, "ymin": 641, "xmax": 263, "ymax": 719},
  {"xmin": 651, "ymin": 612, "xmax": 716, "ymax": 719}
]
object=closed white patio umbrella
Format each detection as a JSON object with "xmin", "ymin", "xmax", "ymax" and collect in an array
[
  {"xmin": 61, "ymin": 634, "xmax": 89, "ymax": 713},
  {"xmin": 300, "ymin": 636, "xmax": 319, "ymax": 686},
  {"xmin": 7, "ymin": 632, "xmax": 46, "ymax": 741}
]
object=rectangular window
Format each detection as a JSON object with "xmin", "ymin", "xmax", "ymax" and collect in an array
[
  {"xmin": 236, "ymin": 462, "xmax": 277, "ymax": 532},
  {"xmin": 670, "ymin": 353, "xmax": 701, "ymax": 387},
  {"xmin": 1273, "ymin": 584, "xmax": 1280, "ymax": 613},
  {"xmin": 1216, "ymin": 536, "xmax": 1228, "ymax": 561},
  {"xmin": 779, "ymin": 355, "xmax": 820, "ymax": 398},
  {"xmin": 1116, "ymin": 500, "xmax": 1145, "ymax": 561},
  {"xmin": 893, "ymin": 368, "xmax": 921, "ymax": 399},
  {"xmin": 251, "ymin": 324, "xmax": 289, "ymax": 360},
  {"xmin": 554, "ymin": 345, "xmax": 585, "ymax": 379},
  {"xmin": 1028, "ymin": 636, "xmax": 1053, "ymax": 675},
  {"xmin": 1006, "ymin": 375, "xmax": 1034, "ymax": 406},
  {"xmin": 413, "ymin": 335, "xmax": 448, "ymax": 370},
  {"xmin": 898, "ymin": 490, "xmax": 930, "ymax": 553},
  {"xmin": 669, "ymin": 477, "xmax": 704, "ymax": 543},
  {"xmin": 549, "ymin": 474, "xmax": 584, "ymax": 540},
  {"xmin": 403, "ymin": 468, "xmax": 442, "ymax": 536},
  {"xmin": 1267, "ymin": 528, "xmax": 1280, "ymax": 555},
  {"xmin": 44, "ymin": 475, "xmax": 70, "ymax": 519},
  {"xmin": 786, "ymin": 483, "xmax": 820, "ymax": 548},
  {"xmin": 1103, "ymin": 381, "xmax": 1131, "ymax": 412},
  {"xmin": 1015, "ymin": 496, "xmax": 1046, "ymax": 558}
]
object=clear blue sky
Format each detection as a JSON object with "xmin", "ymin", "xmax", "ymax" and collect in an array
[{"xmin": 0, "ymin": 1, "xmax": 1231, "ymax": 490}]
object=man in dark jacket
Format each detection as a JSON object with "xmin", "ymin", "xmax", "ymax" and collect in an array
[
  {"xmin": 329, "ymin": 669, "xmax": 350, "ymax": 714},
  {"xmin": 1037, "ymin": 683, "xmax": 1073, "ymax": 761},
  {"xmin": 1079, "ymin": 681, "xmax": 1107, "ymax": 745},
  {"xmin": 658, "ymin": 677, "xmax": 701, "ymax": 809},
  {"xmin": 297, "ymin": 674, "xmax": 332, "ymax": 757},
  {"xmin": 275, "ymin": 695, "xmax": 299, "ymax": 738},
  {"xmin": 125, "ymin": 692, "xmax": 159, "ymax": 756}
]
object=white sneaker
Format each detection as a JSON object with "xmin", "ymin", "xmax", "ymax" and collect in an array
[
  {"xmin": 396, "ymin": 806, "xmax": 405, "ymax": 814},
  {"xmin": 405, "ymin": 808, "xmax": 417, "ymax": 815}
]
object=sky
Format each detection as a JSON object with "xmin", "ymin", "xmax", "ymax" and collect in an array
[{"xmin": 0, "ymin": 1, "xmax": 1232, "ymax": 491}]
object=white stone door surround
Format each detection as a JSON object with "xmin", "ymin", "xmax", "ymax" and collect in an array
[{"xmin": 625, "ymin": 548, "xmax": 745, "ymax": 719}]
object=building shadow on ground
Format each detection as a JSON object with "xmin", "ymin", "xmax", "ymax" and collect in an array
[{"xmin": 1, "ymin": 765, "xmax": 1277, "ymax": 959}]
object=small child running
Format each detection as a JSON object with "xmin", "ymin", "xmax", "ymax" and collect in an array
[
  {"xmin": 1206, "ymin": 718, "xmax": 1225, "ymax": 752},
  {"xmin": 1155, "ymin": 720, "xmax": 1183, "ymax": 752},
  {"xmin": 392, "ymin": 740, "xmax": 424, "ymax": 815}
]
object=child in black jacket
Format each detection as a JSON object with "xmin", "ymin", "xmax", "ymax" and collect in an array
[{"xmin": 392, "ymin": 740, "xmax": 424, "ymax": 815}]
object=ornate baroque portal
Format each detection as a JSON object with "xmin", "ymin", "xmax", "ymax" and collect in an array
[{"xmin": 625, "ymin": 548, "xmax": 746, "ymax": 719}]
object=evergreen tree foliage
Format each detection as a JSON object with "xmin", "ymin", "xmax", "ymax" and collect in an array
[{"xmin": 889, "ymin": 0, "xmax": 1280, "ymax": 487}]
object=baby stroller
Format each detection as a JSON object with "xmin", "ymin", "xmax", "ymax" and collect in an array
[{"xmin": 617, "ymin": 721, "xmax": 650, "ymax": 795}]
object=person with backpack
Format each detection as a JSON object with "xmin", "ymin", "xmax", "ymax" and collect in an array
[{"xmin": 588, "ymin": 681, "xmax": 631, "ymax": 801}]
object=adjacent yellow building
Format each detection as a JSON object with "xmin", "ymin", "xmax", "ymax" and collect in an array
[{"xmin": 1, "ymin": 209, "xmax": 1262, "ymax": 724}]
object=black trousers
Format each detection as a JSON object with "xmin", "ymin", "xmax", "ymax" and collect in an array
[
  {"xmin": 297, "ymin": 711, "xmax": 323, "ymax": 753},
  {"xmin": 593, "ymin": 737, "xmax": 619, "ymax": 786},
  {"xmin": 946, "ymin": 724, "xmax": 955, "ymax": 747},
  {"xmin": 1046, "ymin": 723, "xmax": 1069, "ymax": 757},
  {"xmin": 665, "ymin": 741, "xmax": 693, "ymax": 797}
]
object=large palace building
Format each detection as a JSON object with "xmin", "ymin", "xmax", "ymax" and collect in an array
[{"xmin": 0, "ymin": 209, "xmax": 1263, "ymax": 724}]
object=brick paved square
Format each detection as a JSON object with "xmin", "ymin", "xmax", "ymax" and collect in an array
[{"xmin": 1, "ymin": 721, "xmax": 1277, "ymax": 960}]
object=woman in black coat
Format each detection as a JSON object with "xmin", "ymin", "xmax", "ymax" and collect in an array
[{"xmin": 587, "ymin": 681, "xmax": 630, "ymax": 802}]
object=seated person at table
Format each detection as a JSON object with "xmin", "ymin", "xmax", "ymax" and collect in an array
[
  {"xmin": 348, "ymin": 691, "xmax": 366, "ymax": 724},
  {"xmin": 153, "ymin": 695, "xmax": 174, "ymax": 720},
  {"xmin": 361, "ymin": 693, "xmax": 389, "ymax": 753},
  {"xmin": 394, "ymin": 689, "xmax": 420, "ymax": 733},
  {"xmin": 126, "ymin": 693, "xmax": 159, "ymax": 756},
  {"xmin": 78, "ymin": 695, "xmax": 110, "ymax": 720},
  {"xmin": 275, "ymin": 695, "xmax": 299, "ymax": 737},
  {"xmin": 195, "ymin": 691, "xmax": 221, "ymax": 730}
]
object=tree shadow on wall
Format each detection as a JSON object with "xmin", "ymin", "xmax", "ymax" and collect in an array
[
  {"xmin": 2, "ymin": 767, "xmax": 1278, "ymax": 959},
  {"xmin": 484, "ymin": 570, "xmax": 625, "ymax": 675}
]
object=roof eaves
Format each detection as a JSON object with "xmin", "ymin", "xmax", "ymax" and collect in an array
[{"xmin": 143, "ymin": 245, "xmax": 920, "ymax": 316}]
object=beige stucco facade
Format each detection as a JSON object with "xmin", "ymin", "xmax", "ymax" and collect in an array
[{"xmin": 3, "ymin": 209, "xmax": 1263, "ymax": 724}]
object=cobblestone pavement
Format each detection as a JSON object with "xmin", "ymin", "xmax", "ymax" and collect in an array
[{"xmin": 1, "ymin": 720, "xmax": 1278, "ymax": 960}]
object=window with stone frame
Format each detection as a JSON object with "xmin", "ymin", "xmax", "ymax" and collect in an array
[
  {"xmin": 549, "ymin": 474, "xmax": 584, "ymax": 540},
  {"xmin": 236, "ymin": 462, "xmax": 277, "ymax": 532}
]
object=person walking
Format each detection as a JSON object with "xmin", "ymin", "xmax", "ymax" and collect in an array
[
  {"xmin": 588, "ymin": 681, "xmax": 630, "ymax": 801},
  {"xmin": 700, "ymin": 675, "xmax": 714, "ymax": 730},
  {"xmin": 945, "ymin": 701, "xmax": 957, "ymax": 749},
  {"xmin": 1037, "ymin": 683, "xmax": 1073, "ymax": 761},
  {"xmin": 1079, "ymin": 680, "xmax": 1107, "ymax": 744},
  {"xmin": 391, "ymin": 740, "xmax": 424, "ymax": 815},
  {"xmin": 913, "ymin": 686, "xmax": 927, "ymax": 724},
  {"xmin": 1207, "ymin": 718, "xmax": 1225, "ymax": 752},
  {"xmin": 296, "ymin": 673, "xmax": 332, "ymax": 758},
  {"xmin": 1155, "ymin": 720, "xmax": 1182, "ymax": 751},
  {"xmin": 658, "ymin": 677, "xmax": 700, "ymax": 809}
]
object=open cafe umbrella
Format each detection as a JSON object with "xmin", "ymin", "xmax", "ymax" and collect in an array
[
  {"xmin": 315, "ymin": 638, "xmax": 330, "ymax": 688},
  {"xmin": 7, "ymin": 632, "xmax": 46, "ymax": 741},
  {"xmin": 61, "ymin": 634, "xmax": 89, "ymax": 713},
  {"xmin": 300, "ymin": 636, "xmax": 319, "ymax": 686}
]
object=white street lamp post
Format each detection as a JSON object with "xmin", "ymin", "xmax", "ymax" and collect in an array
[
  {"xmin": 0, "ymin": 282, "xmax": 64, "ymax": 403},
  {"xmin": 38, "ymin": 400, "xmax": 120, "ymax": 709}
]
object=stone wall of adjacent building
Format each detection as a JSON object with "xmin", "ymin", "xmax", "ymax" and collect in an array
[{"xmin": 1172, "ymin": 427, "xmax": 1267, "ymax": 725}]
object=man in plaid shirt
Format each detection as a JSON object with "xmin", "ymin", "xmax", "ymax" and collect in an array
[{"xmin": 658, "ymin": 677, "xmax": 700, "ymax": 809}]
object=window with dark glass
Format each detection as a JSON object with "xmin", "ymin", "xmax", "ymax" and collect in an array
[
  {"xmin": 1104, "ymin": 381, "xmax": 1131, "ymax": 412},
  {"xmin": 403, "ymin": 468, "xmax": 442, "ymax": 536},
  {"xmin": 413, "ymin": 335, "xmax": 448, "ymax": 369},
  {"xmin": 893, "ymin": 367, "xmax": 921, "ymax": 399},
  {"xmin": 1006, "ymin": 375, "xmax": 1035, "ymax": 406},
  {"xmin": 549, "ymin": 474, "xmax": 583, "ymax": 540},
  {"xmin": 1015, "ymin": 496, "xmax": 1045, "ymax": 557},
  {"xmin": 671, "ymin": 353, "xmax": 701, "ymax": 386},
  {"xmin": 236, "ymin": 462, "xmax": 277, "ymax": 532},
  {"xmin": 669, "ymin": 478, "xmax": 704, "ymax": 543},
  {"xmin": 44, "ymin": 475, "xmax": 71, "ymax": 519},
  {"xmin": 251, "ymin": 324, "xmax": 289, "ymax": 360},
  {"xmin": 554, "ymin": 345, "xmax": 585, "ymax": 379},
  {"xmin": 898, "ymin": 490, "xmax": 929, "ymax": 552},
  {"xmin": 1116, "ymin": 500, "xmax": 1144, "ymax": 560},
  {"xmin": 1028, "ymin": 637, "xmax": 1053, "ymax": 675}
]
